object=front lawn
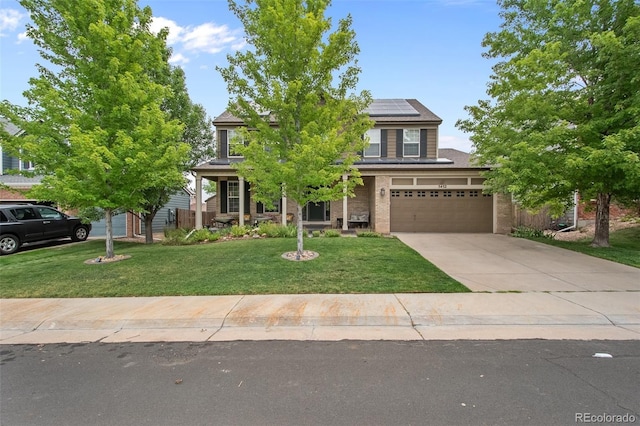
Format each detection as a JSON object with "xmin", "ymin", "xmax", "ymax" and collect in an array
[
  {"xmin": 528, "ymin": 226, "xmax": 640, "ymax": 268},
  {"xmin": 0, "ymin": 237, "xmax": 469, "ymax": 298}
]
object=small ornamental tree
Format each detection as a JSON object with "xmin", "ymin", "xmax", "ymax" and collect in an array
[
  {"xmin": 0, "ymin": 0, "xmax": 190, "ymax": 258},
  {"xmin": 218, "ymin": 0, "xmax": 373, "ymax": 258},
  {"xmin": 457, "ymin": 0, "xmax": 640, "ymax": 247}
]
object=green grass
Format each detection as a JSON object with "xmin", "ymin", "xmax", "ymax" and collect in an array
[
  {"xmin": 0, "ymin": 237, "xmax": 469, "ymax": 298},
  {"xmin": 528, "ymin": 226, "xmax": 640, "ymax": 268}
]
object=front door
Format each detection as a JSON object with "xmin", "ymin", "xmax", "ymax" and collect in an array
[{"xmin": 306, "ymin": 202, "xmax": 326, "ymax": 221}]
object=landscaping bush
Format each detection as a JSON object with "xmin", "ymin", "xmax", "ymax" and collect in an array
[
  {"xmin": 512, "ymin": 226, "xmax": 553, "ymax": 239},
  {"xmin": 324, "ymin": 229, "xmax": 341, "ymax": 238},
  {"xmin": 162, "ymin": 228, "xmax": 190, "ymax": 245},
  {"xmin": 256, "ymin": 221, "xmax": 282, "ymax": 237},
  {"xmin": 357, "ymin": 231, "xmax": 382, "ymax": 238},
  {"xmin": 229, "ymin": 224, "xmax": 251, "ymax": 238},
  {"xmin": 312, "ymin": 230, "xmax": 321, "ymax": 238},
  {"xmin": 188, "ymin": 228, "xmax": 220, "ymax": 243}
]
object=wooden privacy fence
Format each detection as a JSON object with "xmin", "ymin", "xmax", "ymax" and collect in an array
[
  {"xmin": 513, "ymin": 205, "xmax": 553, "ymax": 230},
  {"xmin": 176, "ymin": 208, "xmax": 216, "ymax": 229}
]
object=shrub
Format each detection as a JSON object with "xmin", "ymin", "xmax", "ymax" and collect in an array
[
  {"xmin": 257, "ymin": 221, "xmax": 282, "ymax": 237},
  {"xmin": 312, "ymin": 230, "xmax": 321, "ymax": 238},
  {"xmin": 357, "ymin": 231, "xmax": 382, "ymax": 238},
  {"xmin": 324, "ymin": 229, "xmax": 341, "ymax": 238},
  {"xmin": 188, "ymin": 228, "xmax": 220, "ymax": 243},
  {"xmin": 162, "ymin": 228, "xmax": 189, "ymax": 245},
  {"xmin": 229, "ymin": 225, "xmax": 251, "ymax": 238},
  {"xmin": 512, "ymin": 226, "xmax": 553, "ymax": 239}
]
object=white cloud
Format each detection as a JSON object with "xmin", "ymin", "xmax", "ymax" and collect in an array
[
  {"xmin": 181, "ymin": 22, "xmax": 240, "ymax": 54},
  {"xmin": 17, "ymin": 31, "xmax": 28, "ymax": 43},
  {"xmin": 151, "ymin": 16, "xmax": 244, "ymax": 59},
  {"xmin": 150, "ymin": 16, "xmax": 184, "ymax": 45},
  {"xmin": 0, "ymin": 9, "xmax": 24, "ymax": 36},
  {"xmin": 168, "ymin": 52, "xmax": 189, "ymax": 65}
]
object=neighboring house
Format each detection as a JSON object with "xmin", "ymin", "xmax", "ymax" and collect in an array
[
  {"xmin": 0, "ymin": 118, "xmax": 44, "ymax": 204},
  {"xmin": 90, "ymin": 188, "xmax": 192, "ymax": 238},
  {"xmin": 140, "ymin": 187, "xmax": 192, "ymax": 235},
  {"xmin": 192, "ymin": 99, "xmax": 513, "ymax": 234}
]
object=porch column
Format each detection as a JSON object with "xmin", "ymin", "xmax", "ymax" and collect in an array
[
  {"xmin": 281, "ymin": 184, "xmax": 287, "ymax": 226},
  {"xmin": 342, "ymin": 174, "xmax": 348, "ymax": 231},
  {"xmin": 195, "ymin": 175, "xmax": 203, "ymax": 229},
  {"xmin": 239, "ymin": 177, "xmax": 245, "ymax": 226}
]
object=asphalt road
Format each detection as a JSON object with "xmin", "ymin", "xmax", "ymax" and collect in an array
[{"xmin": 1, "ymin": 340, "xmax": 638, "ymax": 426}]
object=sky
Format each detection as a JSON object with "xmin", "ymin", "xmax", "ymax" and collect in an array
[{"xmin": 0, "ymin": 0, "xmax": 503, "ymax": 153}]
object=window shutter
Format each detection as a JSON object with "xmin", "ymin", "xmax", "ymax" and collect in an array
[
  {"xmin": 220, "ymin": 181, "xmax": 228, "ymax": 213},
  {"xmin": 396, "ymin": 129, "xmax": 403, "ymax": 157},
  {"xmin": 220, "ymin": 130, "xmax": 228, "ymax": 159},
  {"xmin": 244, "ymin": 183, "xmax": 251, "ymax": 214},
  {"xmin": 381, "ymin": 129, "xmax": 388, "ymax": 158},
  {"xmin": 420, "ymin": 129, "xmax": 427, "ymax": 158}
]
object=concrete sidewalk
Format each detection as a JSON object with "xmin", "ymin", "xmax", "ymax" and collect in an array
[
  {"xmin": 1, "ymin": 292, "xmax": 639, "ymax": 344},
  {"xmin": 2, "ymin": 234, "xmax": 639, "ymax": 344}
]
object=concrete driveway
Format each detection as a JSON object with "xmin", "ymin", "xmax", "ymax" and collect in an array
[{"xmin": 395, "ymin": 233, "xmax": 640, "ymax": 293}]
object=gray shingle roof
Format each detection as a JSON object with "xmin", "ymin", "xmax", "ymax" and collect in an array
[
  {"xmin": 0, "ymin": 117, "xmax": 25, "ymax": 136},
  {"xmin": 213, "ymin": 99, "xmax": 442, "ymax": 125}
]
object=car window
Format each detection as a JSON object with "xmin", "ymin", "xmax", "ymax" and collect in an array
[
  {"xmin": 37, "ymin": 207, "xmax": 64, "ymax": 220},
  {"xmin": 11, "ymin": 207, "xmax": 39, "ymax": 220},
  {"xmin": 0, "ymin": 211, "xmax": 7, "ymax": 223}
]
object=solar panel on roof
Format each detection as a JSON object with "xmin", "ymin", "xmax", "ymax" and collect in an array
[{"xmin": 365, "ymin": 99, "xmax": 420, "ymax": 117}]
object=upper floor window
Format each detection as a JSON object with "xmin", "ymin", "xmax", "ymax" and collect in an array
[
  {"xmin": 21, "ymin": 159, "xmax": 34, "ymax": 171},
  {"xmin": 228, "ymin": 129, "xmax": 244, "ymax": 158},
  {"xmin": 403, "ymin": 129, "xmax": 420, "ymax": 157},
  {"xmin": 364, "ymin": 129, "xmax": 380, "ymax": 157}
]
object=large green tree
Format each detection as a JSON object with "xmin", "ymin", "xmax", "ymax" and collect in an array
[
  {"xmin": 218, "ymin": 0, "xmax": 372, "ymax": 258},
  {"xmin": 457, "ymin": 0, "xmax": 640, "ymax": 247},
  {"xmin": 134, "ymin": 63, "xmax": 215, "ymax": 244},
  {"xmin": 0, "ymin": 0, "xmax": 189, "ymax": 257}
]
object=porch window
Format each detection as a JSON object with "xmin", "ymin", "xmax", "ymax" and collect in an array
[
  {"xmin": 364, "ymin": 129, "xmax": 380, "ymax": 157},
  {"xmin": 403, "ymin": 129, "xmax": 420, "ymax": 157},
  {"xmin": 227, "ymin": 181, "xmax": 240, "ymax": 213},
  {"xmin": 257, "ymin": 200, "xmax": 280, "ymax": 213},
  {"xmin": 228, "ymin": 129, "xmax": 244, "ymax": 158}
]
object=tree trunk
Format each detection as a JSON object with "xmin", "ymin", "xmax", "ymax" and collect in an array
[
  {"xmin": 296, "ymin": 203, "xmax": 304, "ymax": 259},
  {"xmin": 591, "ymin": 192, "xmax": 611, "ymax": 248},
  {"xmin": 143, "ymin": 213, "xmax": 156, "ymax": 244},
  {"xmin": 105, "ymin": 208, "xmax": 114, "ymax": 258}
]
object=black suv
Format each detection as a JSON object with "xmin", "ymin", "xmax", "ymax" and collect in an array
[{"xmin": 0, "ymin": 204, "xmax": 91, "ymax": 255}]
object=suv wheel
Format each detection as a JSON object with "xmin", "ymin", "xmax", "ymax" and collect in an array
[
  {"xmin": 72, "ymin": 226, "xmax": 89, "ymax": 242},
  {"xmin": 0, "ymin": 234, "xmax": 20, "ymax": 255}
]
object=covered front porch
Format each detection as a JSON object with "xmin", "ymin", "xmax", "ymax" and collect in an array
[{"xmin": 192, "ymin": 165, "xmax": 388, "ymax": 232}]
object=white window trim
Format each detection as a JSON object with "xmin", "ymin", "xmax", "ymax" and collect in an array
[
  {"xmin": 227, "ymin": 129, "xmax": 244, "ymax": 158},
  {"xmin": 403, "ymin": 129, "xmax": 420, "ymax": 158},
  {"xmin": 364, "ymin": 129, "xmax": 381, "ymax": 158},
  {"xmin": 227, "ymin": 181, "xmax": 240, "ymax": 213}
]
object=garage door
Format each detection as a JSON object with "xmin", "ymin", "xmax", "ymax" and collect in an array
[
  {"xmin": 390, "ymin": 190, "xmax": 492, "ymax": 232},
  {"xmin": 90, "ymin": 212, "xmax": 127, "ymax": 237}
]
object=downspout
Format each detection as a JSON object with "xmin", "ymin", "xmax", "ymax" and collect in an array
[{"xmin": 556, "ymin": 191, "xmax": 579, "ymax": 233}]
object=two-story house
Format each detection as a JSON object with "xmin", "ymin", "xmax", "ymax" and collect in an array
[{"xmin": 192, "ymin": 99, "xmax": 512, "ymax": 234}]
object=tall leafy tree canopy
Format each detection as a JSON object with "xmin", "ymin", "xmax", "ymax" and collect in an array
[
  {"xmin": 0, "ymin": 0, "xmax": 190, "ymax": 257},
  {"xmin": 134, "ymin": 62, "xmax": 215, "ymax": 244},
  {"xmin": 457, "ymin": 0, "xmax": 640, "ymax": 247},
  {"xmin": 218, "ymin": 0, "xmax": 373, "ymax": 257}
]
